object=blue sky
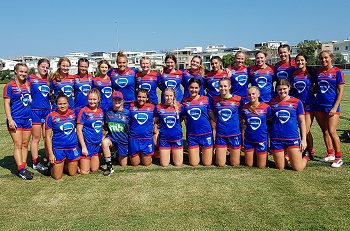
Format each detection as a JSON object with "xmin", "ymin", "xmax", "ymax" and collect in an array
[{"xmin": 1, "ymin": 0, "xmax": 349, "ymax": 58}]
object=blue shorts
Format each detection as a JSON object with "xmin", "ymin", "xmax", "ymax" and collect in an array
[
  {"xmin": 7, "ymin": 118, "xmax": 32, "ymax": 131},
  {"xmin": 303, "ymin": 104, "xmax": 314, "ymax": 114},
  {"xmin": 187, "ymin": 133, "xmax": 213, "ymax": 150},
  {"xmin": 313, "ymin": 104, "xmax": 340, "ymax": 114},
  {"xmin": 106, "ymin": 136, "xmax": 129, "ymax": 157},
  {"xmin": 80, "ymin": 143, "xmax": 101, "ymax": 159},
  {"xmin": 216, "ymin": 135, "xmax": 241, "ymax": 149},
  {"xmin": 270, "ymin": 139, "xmax": 300, "ymax": 152},
  {"xmin": 53, "ymin": 147, "xmax": 80, "ymax": 164},
  {"xmin": 244, "ymin": 140, "xmax": 268, "ymax": 154},
  {"xmin": 159, "ymin": 139, "xmax": 183, "ymax": 150},
  {"xmin": 31, "ymin": 109, "xmax": 50, "ymax": 125},
  {"xmin": 129, "ymin": 137, "xmax": 154, "ymax": 157}
]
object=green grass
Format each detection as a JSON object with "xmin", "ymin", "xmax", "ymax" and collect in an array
[{"xmin": 1, "ymin": 77, "xmax": 350, "ymax": 231}]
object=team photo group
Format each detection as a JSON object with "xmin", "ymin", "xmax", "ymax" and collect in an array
[{"xmin": 3, "ymin": 44, "xmax": 345, "ymax": 180}]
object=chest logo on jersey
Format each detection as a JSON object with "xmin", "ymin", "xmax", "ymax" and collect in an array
[
  {"xmin": 164, "ymin": 116, "xmax": 176, "ymax": 128},
  {"xmin": 187, "ymin": 108, "xmax": 201, "ymax": 120},
  {"xmin": 101, "ymin": 87, "xmax": 112, "ymax": 98},
  {"xmin": 247, "ymin": 117, "xmax": 261, "ymax": 130},
  {"xmin": 212, "ymin": 81, "xmax": 219, "ymax": 92},
  {"xmin": 59, "ymin": 122, "xmax": 74, "ymax": 135},
  {"xmin": 218, "ymin": 109, "xmax": 232, "ymax": 122},
  {"xmin": 21, "ymin": 93, "xmax": 31, "ymax": 106},
  {"xmin": 277, "ymin": 71, "xmax": 288, "ymax": 80},
  {"xmin": 139, "ymin": 83, "xmax": 152, "ymax": 92},
  {"xmin": 92, "ymin": 120, "xmax": 103, "ymax": 133},
  {"xmin": 79, "ymin": 84, "xmax": 92, "ymax": 96},
  {"xmin": 60, "ymin": 86, "xmax": 73, "ymax": 97},
  {"xmin": 276, "ymin": 110, "xmax": 290, "ymax": 124},
  {"xmin": 318, "ymin": 80, "xmax": 330, "ymax": 93},
  {"xmin": 294, "ymin": 81, "xmax": 306, "ymax": 93},
  {"xmin": 115, "ymin": 78, "xmax": 128, "ymax": 88},
  {"xmin": 38, "ymin": 85, "xmax": 50, "ymax": 97},
  {"xmin": 134, "ymin": 113, "xmax": 148, "ymax": 125},
  {"xmin": 235, "ymin": 75, "xmax": 248, "ymax": 86},
  {"xmin": 165, "ymin": 80, "xmax": 177, "ymax": 89},
  {"xmin": 256, "ymin": 77, "xmax": 267, "ymax": 88}
]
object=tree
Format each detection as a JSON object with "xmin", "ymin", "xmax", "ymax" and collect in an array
[
  {"xmin": 0, "ymin": 69, "xmax": 12, "ymax": 81},
  {"xmin": 296, "ymin": 40, "xmax": 321, "ymax": 65},
  {"xmin": 244, "ymin": 58, "xmax": 254, "ymax": 67},
  {"xmin": 222, "ymin": 54, "xmax": 234, "ymax": 68},
  {"xmin": 151, "ymin": 62, "xmax": 157, "ymax": 69},
  {"xmin": 28, "ymin": 67, "xmax": 36, "ymax": 75},
  {"xmin": 334, "ymin": 53, "xmax": 347, "ymax": 65}
]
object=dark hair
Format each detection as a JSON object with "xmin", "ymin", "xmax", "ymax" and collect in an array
[
  {"xmin": 55, "ymin": 91, "xmax": 69, "ymax": 104},
  {"xmin": 255, "ymin": 50, "xmax": 267, "ymax": 57},
  {"xmin": 295, "ymin": 53, "xmax": 317, "ymax": 86},
  {"xmin": 98, "ymin": 59, "xmax": 111, "ymax": 69},
  {"xmin": 77, "ymin": 58, "xmax": 89, "ymax": 76},
  {"xmin": 276, "ymin": 79, "xmax": 291, "ymax": 88},
  {"xmin": 37, "ymin": 58, "xmax": 50, "ymax": 68},
  {"xmin": 219, "ymin": 77, "xmax": 231, "ymax": 86},
  {"xmin": 165, "ymin": 53, "xmax": 177, "ymax": 64},
  {"xmin": 210, "ymin": 56, "xmax": 222, "ymax": 63},
  {"xmin": 278, "ymin": 44, "xmax": 292, "ymax": 66},
  {"xmin": 136, "ymin": 88, "xmax": 150, "ymax": 106},
  {"xmin": 188, "ymin": 78, "xmax": 202, "ymax": 88},
  {"xmin": 190, "ymin": 55, "xmax": 204, "ymax": 76},
  {"xmin": 117, "ymin": 51, "xmax": 128, "ymax": 62}
]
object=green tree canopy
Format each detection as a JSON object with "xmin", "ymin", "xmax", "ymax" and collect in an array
[{"xmin": 296, "ymin": 40, "xmax": 321, "ymax": 65}]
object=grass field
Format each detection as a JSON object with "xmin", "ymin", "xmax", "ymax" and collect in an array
[{"xmin": 1, "ymin": 78, "xmax": 350, "ymax": 231}]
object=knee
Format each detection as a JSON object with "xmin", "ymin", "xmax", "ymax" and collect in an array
[
  {"xmin": 52, "ymin": 174, "xmax": 62, "ymax": 180},
  {"xmin": 80, "ymin": 170, "xmax": 90, "ymax": 175}
]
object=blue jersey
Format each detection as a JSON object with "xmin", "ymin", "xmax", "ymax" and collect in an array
[
  {"xmin": 229, "ymin": 65, "xmax": 249, "ymax": 98},
  {"xmin": 3, "ymin": 80, "xmax": 31, "ymax": 119},
  {"xmin": 273, "ymin": 60, "xmax": 296, "ymax": 82},
  {"xmin": 181, "ymin": 69, "xmax": 205, "ymax": 98},
  {"xmin": 155, "ymin": 103, "xmax": 183, "ymax": 141},
  {"xmin": 28, "ymin": 74, "xmax": 51, "ymax": 110},
  {"xmin": 241, "ymin": 102, "xmax": 271, "ymax": 143},
  {"xmin": 249, "ymin": 65, "xmax": 274, "ymax": 102},
  {"xmin": 108, "ymin": 67, "xmax": 137, "ymax": 103},
  {"xmin": 158, "ymin": 69, "xmax": 183, "ymax": 103},
  {"xmin": 105, "ymin": 108, "xmax": 130, "ymax": 145},
  {"xmin": 315, "ymin": 67, "xmax": 345, "ymax": 107},
  {"xmin": 77, "ymin": 106, "xmax": 104, "ymax": 145},
  {"xmin": 270, "ymin": 96, "xmax": 304, "ymax": 140},
  {"xmin": 129, "ymin": 102, "xmax": 155, "ymax": 139},
  {"xmin": 205, "ymin": 70, "xmax": 229, "ymax": 101},
  {"xmin": 74, "ymin": 74, "xmax": 93, "ymax": 109},
  {"xmin": 290, "ymin": 69, "xmax": 315, "ymax": 105},
  {"xmin": 45, "ymin": 109, "xmax": 78, "ymax": 149},
  {"xmin": 182, "ymin": 96, "xmax": 212, "ymax": 136},
  {"xmin": 50, "ymin": 75, "xmax": 75, "ymax": 109},
  {"xmin": 92, "ymin": 76, "xmax": 113, "ymax": 113},
  {"xmin": 136, "ymin": 71, "xmax": 159, "ymax": 104},
  {"xmin": 211, "ymin": 95, "xmax": 241, "ymax": 137}
]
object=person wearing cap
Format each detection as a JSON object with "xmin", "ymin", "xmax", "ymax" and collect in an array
[{"xmin": 101, "ymin": 91, "xmax": 131, "ymax": 176}]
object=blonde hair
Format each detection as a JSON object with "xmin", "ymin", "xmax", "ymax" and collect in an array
[
  {"xmin": 164, "ymin": 88, "xmax": 179, "ymax": 119},
  {"xmin": 14, "ymin": 63, "xmax": 30, "ymax": 94},
  {"xmin": 52, "ymin": 57, "xmax": 71, "ymax": 82},
  {"xmin": 247, "ymin": 86, "xmax": 260, "ymax": 114}
]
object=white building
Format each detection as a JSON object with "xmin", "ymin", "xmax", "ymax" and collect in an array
[
  {"xmin": 0, "ymin": 59, "xmax": 19, "ymax": 71},
  {"xmin": 254, "ymin": 40, "xmax": 288, "ymax": 50},
  {"xmin": 333, "ymin": 40, "xmax": 350, "ymax": 62}
]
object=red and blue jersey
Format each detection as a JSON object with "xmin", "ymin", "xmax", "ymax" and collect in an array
[
  {"xmin": 249, "ymin": 65, "xmax": 274, "ymax": 102},
  {"xmin": 92, "ymin": 76, "xmax": 113, "ymax": 113},
  {"xmin": 181, "ymin": 69, "xmax": 205, "ymax": 98},
  {"xmin": 129, "ymin": 102, "xmax": 155, "ymax": 139},
  {"xmin": 241, "ymin": 102, "xmax": 271, "ymax": 143},
  {"xmin": 108, "ymin": 67, "xmax": 137, "ymax": 103},
  {"xmin": 155, "ymin": 103, "xmax": 184, "ymax": 141},
  {"xmin": 105, "ymin": 108, "xmax": 130, "ymax": 145},
  {"xmin": 50, "ymin": 75, "xmax": 75, "ymax": 109},
  {"xmin": 45, "ymin": 109, "xmax": 78, "ymax": 149},
  {"xmin": 273, "ymin": 60, "xmax": 296, "ymax": 82},
  {"xmin": 290, "ymin": 69, "xmax": 316, "ymax": 105},
  {"xmin": 211, "ymin": 95, "xmax": 241, "ymax": 137},
  {"xmin": 158, "ymin": 69, "xmax": 183, "ymax": 103},
  {"xmin": 182, "ymin": 96, "xmax": 212, "ymax": 136},
  {"xmin": 136, "ymin": 71, "xmax": 159, "ymax": 104},
  {"xmin": 3, "ymin": 80, "xmax": 31, "ymax": 119},
  {"xmin": 74, "ymin": 74, "xmax": 93, "ymax": 109},
  {"xmin": 27, "ymin": 74, "xmax": 51, "ymax": 110},
  {"xmin": 77, "ymin": 106, "xmax": 104, "ymax": 145},
  {"xmin": 269, "ymin": 96, "xmax": 304, "ymax": 140},
  {"xmin": 229, "ymin": 65, "xmax": 249, "ymax": 98},
  {"xmin": 205, "ymin": 69, "xmax": 229, "ymax": 101},
  {"xmin": 315, "ymin": 67, "xmax": 345, "ymax": 107}
]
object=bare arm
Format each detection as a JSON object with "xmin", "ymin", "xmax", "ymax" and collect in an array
[
  {"xmin": 298, "ymin": 114, "xmax": 307, "ymax": 151},
  {"xmin": 45, "ymin": 128, "xmax": 56, "ymax": 164},
  {"xmin": 76, "ymin": 123, "xmax": 88, "ymax": 156},
  {"xmin": 330, "ymin": 83, "xmax": 344, "ymax": 116},
  {"xmin": 4, "ymin": 98, "xmax": 16, "ymax": 130},
  {"xmin": 208, "ymin": 110, "xmax": 217, "ymax": 123}
]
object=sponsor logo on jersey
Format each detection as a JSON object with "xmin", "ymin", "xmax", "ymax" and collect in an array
[
  {"xmin": 165, "ymin": 80, "xmax": 177, "ymax": 89},
  {"xmin": 79, "ymin": 84, "xmax": 91, "ymax": 96},
  {"xmin": 134, "ymin": 113, "xmax": 148, "ymax": 125},
  {"xmin": 61, "ymin": 85, "xmax": 73, "ymax": 97},
  {"xmin": 38, "ymin": 85, "xmax": 50, "ymax": 97},
  {"xmin": 101, "ymin": 87, "xmax": 112, "ymax": 98},
  {"xmin": 115, "ymin": 78, "xmax": 128, "ymax": 88},
  {"xmin": 212, "ymin": 81, "xmax": 219, "ymax": 92},
  {"xmin": 318, "ymin": 80, "xmax": 330, "ymax": 93},
  {"xmin": 59, "ymin": 122, "xmax": 74, "ymax": 135},
  {"xmin": 247, "ymin": 117, "xmax": 261, "ymax": 130},
  {"xmin": 256, "ymin": 76, "xmax": 267, "ymax": 88},
  {"xmin": 188, "ymin": 108, "xmax": 201, "ymax": 120},
  {"xmin": 277, "ymin": 71, "xmax": 288, "ymax": 80},
  {"xmin": 164, "ymin": 116, "xmax": 176, "ymax": 128},
  {"xmin": 139, "ymin": 83, "xmax": 152, "ymax": 92},
  {"xmin": 294, "ymin": 81, "xmax": 306, "ymax": 93},
  {"xmin": 92, "ymin": 120, "xmax": 103, "ymax": 133},
  {"xmin": 235, "ymin": 75, "xmax": 248, "ymax": 86},
  {"xmin": 218, "ymin": 109, "xmax": 232, "ymax": 122},
  {"xmin": 21, "ymin": 93, "xmax": 31, "ymax": 106},
  {"xmin": 276, "ymin": 110, "xmax": 290, "ymax": 124}
]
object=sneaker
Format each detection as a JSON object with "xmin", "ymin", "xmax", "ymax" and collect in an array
[
  {"xmin": 19, "ymin": 169, "xmax": 34, "ymax": 180},
  {"xmin": 302, "ymin": 150, "xmax": 310, "ymax": 161},
  {"xmin": 331, "ymin": 159, "xmax": 343, "ymax": 168},
  {"xmin": 103, "ymin": 167, "xmax": 114, "ymax": 176},
  {"xmin": 33, "ymin": 162, "xmax": 48, "ymax": 171},
  {"xmin": 320, "ymin": 154, "xmax": 335, "ymax": 162}
]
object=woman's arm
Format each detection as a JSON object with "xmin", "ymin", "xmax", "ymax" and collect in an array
[
  {"xmin": 45, "ymin": 129, "xmax": 56, "ymax": 164},
  {"xmin": 76, "ymin": 123, "xmax": 88, "ymax": 156},
  {"xmin": 297, "ymin": 114, "xmax": 307, "ymax": 151},
  {"xmin": 4, "ymin": 98, "xmax": 16, "ymax": 130},
  {"xmin": 330, "ymin": 83, "xmax": 344, "ymax": 116}
]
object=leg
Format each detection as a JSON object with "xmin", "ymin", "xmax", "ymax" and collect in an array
[
  {"xmin": 172, "ymin": 148, "xmax": 183, "ymax": 166},
  {"xmin": 118, "ymin": 156, "xmax": 128, "ymax": 166},
  {"xmin": 210, "ymin": 120, "xmax": 216, "ymax": 141},
  {"xmin": 160, "ymin": 149, "xmax": 171, "ymax": 167},
  {"xmin": 188, "ymin": 148, "xmax": 200, "ymax": 166},
  {"xmin": 288, "ymin": 148, "xmax": 307, "ymax": 171},
  {"xmin": 244, "ymin": 150, "xmax": 254, "ymax": 167},
  {"xmin": 141, "ymin": 154, "xmax": 152, "ymax": 166},
  {"xmin": 229, "ymin": 147, "xmax": 241, "ymax": 166},
  {"xmin": 273, "ymin": 151, "xmax": 285, "ymax": 170},
  {"xmin": 202, "ymin": 147, "xmax": 213, "ymax": 166},
  {"xmin": 66, "ymin": 161, "xmax": 78, "ymax": 176},
  {"xmin": 30, "ymin": 124, "xmax": 42, "ymax": 165},
  {"xmin": 256, "ymin": 152, "xmax": 267, "ymax": 169},
  {"xmin": 130, "ymin": 154, "xmax": 141, "ymax": 166},
  {"xmin": 216, "ymin": 147, "xmax": 227, "ymax": 167},
  {"xmin": 315, "ymin": 112, "xmax": 333, "ymax": 152},
  {"xmin": 79, "ymin": 158, "xmax": 91, "ymax": 175},
  {"xmin": 51, "ymin": 162, "xmax": 64, "ymax": 180},
  {"xmin": 9, "ymin": 130, "xmax": 24, "ymax": 166},
  {"xmin": 21, "ymin": 130, "xmax": 32, "ymax": 164},
  {"xmin": 328, "ymin": 115, "xmax": 341, "ymax": 153},
  {"xmin": 305, "ymin": 113, "xmax": 314, "ymax": 153}
]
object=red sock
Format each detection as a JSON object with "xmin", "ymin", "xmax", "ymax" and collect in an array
[
  {"xmin": 327, "ymin": 149, "xmax": 335, "ymax": 155},
  {"xmin": 17, "ymin": 162, "xmax": 26, "ymax": 172},
  {"xmin": 335, "ymin": 151, "xmax": 342, "ymax": 159},
  {"xmin": 32, "ymin": 157, "xmax": 38, "ymax": 165},
  {"xmin": 307, "ymin": 149, "xmax": 314, "ymax": 155}
]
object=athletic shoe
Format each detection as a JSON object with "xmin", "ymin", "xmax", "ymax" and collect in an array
[
  {"xmin": 103, "ymin": 167, "xmax": 114, "ymax": 176},
  {"xmin": 19, "ymin": 169, "xmax": 34, "ymax": 180},
  {"xmin": 33, "ymin": 162, "xmax": 48, "ymax": 171},
  {"xmin": 320, "ymin": 154, "xmax": 335, "ymax": 162},
  {"xmin": 302, "ymin": 150, "xmax": 310, "ymax": 161},
  {"xmin": 331, "ymin": 159, "xmax": 343, "ymax": 168}
]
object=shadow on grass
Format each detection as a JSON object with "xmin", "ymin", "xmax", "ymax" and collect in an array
[{"xmin": 339, "ymin": 130, "xmax": 350, "ymax": 143}]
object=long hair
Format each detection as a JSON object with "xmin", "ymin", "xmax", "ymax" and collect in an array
[
  {"xmin": 190, "ymin": 55, "xmax": 204, "ymax": 76},
  {"xmin": 52, "ymin": 57, "xmax": 71, "ymax": 82},
  {"xmin": 164, "ymin": 87, "xmax": 179, "ymax": 119},
  {"xmin": 14, "ymin": 63, "xmax": 30, "ymax": 94},
  {"xmin": 247, "ymin": 86, "xmax": 260, "ymax": 114}
]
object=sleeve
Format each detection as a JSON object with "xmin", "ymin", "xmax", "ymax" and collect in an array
[
  {"xmin": 107, "ymin": 68, "xmax": 113, "ymax": 77},
  {"xmin": 154, "ymin": 105, "xmax": 160, "ymax": 118},
  {"xmin": 3, "ymin": 83, "xmax": 12, "ymax": 98},
  {"xmin": 156, "ymin": 73, "xmax": 162, "ymax": 89},
  {"xmin": 76, "ymin": 109, "xmax": 86, "ymax": 124},
  {"xmin": 296, "ymin": 100, "xmax": 305, "ymax": 115},
  {"xmin": 336, "ymin": 69, "xmax": 345, "ymax": 85},
  {"xmin": 266, "ymin": 105, "xmax": 272, "ymax": 117},
  {"xmin": 45, "ymin": 114, "xmax": 53, "ymax": 129},
  {"xmin": 49, "ymin": 80, "xmax": 54, "ymax": 90},
  {"xmin": 207, "ymin": 97, "xmax": 213, "ymax": 111}
]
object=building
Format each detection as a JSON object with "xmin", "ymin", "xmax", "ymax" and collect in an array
[
  {"xmin": 333, "ymin": 40, "xmax": 350, "ymax": 62},
  {"xmin": 254, "ymin": 41, "xmax": 288, "ymax": 50}
]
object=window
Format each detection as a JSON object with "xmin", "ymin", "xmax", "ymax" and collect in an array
[{"xmin": 346, "ymin": 46, "xmax": 349, "ymax": 50}]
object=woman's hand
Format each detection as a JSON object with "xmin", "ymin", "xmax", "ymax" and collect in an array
[{"xmin": 49, "ymin": 153, "xmax": 56, "ymax": 164}]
